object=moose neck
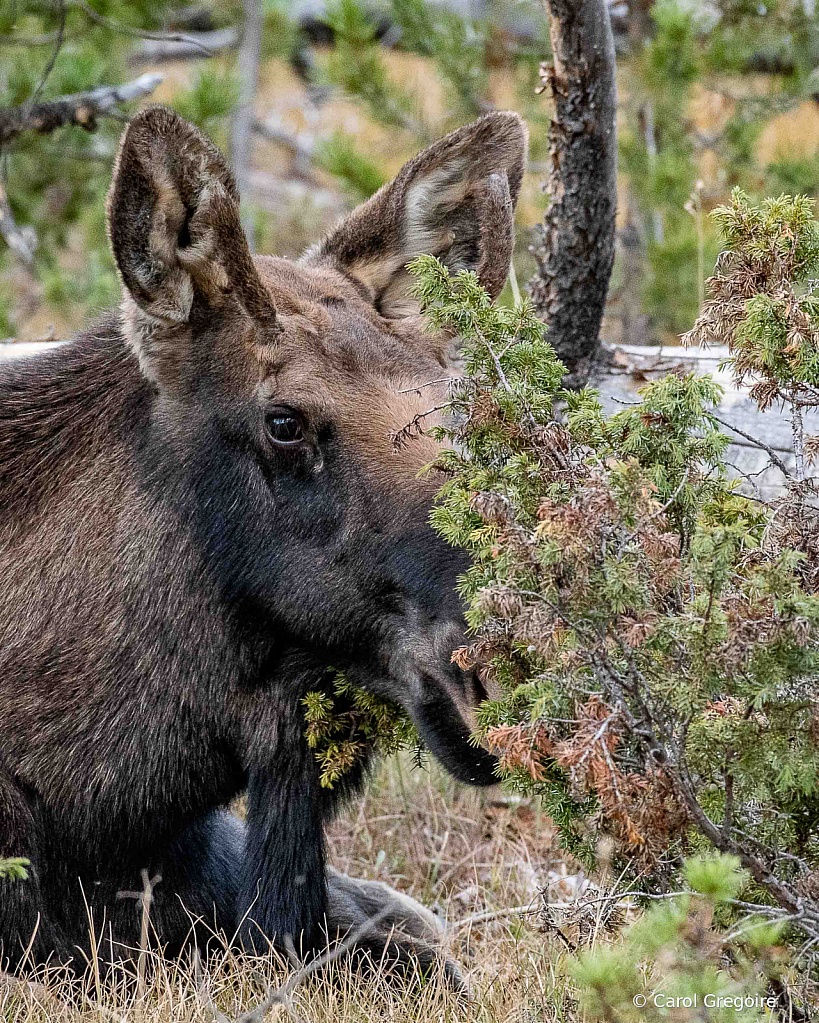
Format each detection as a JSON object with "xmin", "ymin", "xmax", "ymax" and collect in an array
[{"xmin": 0, "ymin": 323, "xmax": 324, "ymax": 852}]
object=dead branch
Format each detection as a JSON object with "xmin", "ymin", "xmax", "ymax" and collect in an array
[
  {"xmin": 201, "ymin": 904, "xmax": 395, "ymax": 1023},
  {"xmin": 451, "ymin": 904, "xmax": 539, "ymax": 931},
  {"xmin": 72, "ymin": 0, "xmax": 213, "ymax": 55},
  {"xmin": 129, "ymin": 25, "xmax": 239, "ymax": 61},
  {"xmin": 0, "ymin": 73, "xmax": 163, "ymax": 149},
  {"xmin": 708, "ymin": 411, "xmax": 792, "ymax": 478},
  {"xmin": 116, "ymin": 869, "xmax": 161, "ymax": 1003},
  {"xmin": 391, "ymin": 402, "xmax": 452, "ymax": 450}
]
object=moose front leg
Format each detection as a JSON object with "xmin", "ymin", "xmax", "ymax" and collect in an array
[{"xmin": 237, "ymin": 764, "xmax": 327, "ymax": 956}]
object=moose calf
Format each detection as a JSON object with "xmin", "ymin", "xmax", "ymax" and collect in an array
[{"xmin": 0, "ymin": 105, "xmax": 526, "ymax": 982}]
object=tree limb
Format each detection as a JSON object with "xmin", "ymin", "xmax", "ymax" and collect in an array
[
  {"xmin": 129, "ymin": 26, "xmax": 240, "ymax": 62},
  {"xmin": 0, "ymin": 73, "xmax": 163, "ymax": 149}
]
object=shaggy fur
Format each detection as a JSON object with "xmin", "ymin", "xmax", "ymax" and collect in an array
[{"xmin": 0, "ymin": 106, "xmax": 526, "ymax": 980}]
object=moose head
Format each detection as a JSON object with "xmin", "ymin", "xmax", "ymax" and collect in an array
[{"xmin": 107, "ymin": 106, "xmax": 527, "ymax": 786}]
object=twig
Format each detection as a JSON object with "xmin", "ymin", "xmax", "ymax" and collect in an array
[
  {"xmin": 709, "ymin": 412, "xmax": 792, "ymax": 478},
  {"xmin": 641, "ymin": 469, "xmax": 689, "ymax": 525},
  {"xmin": 483, "ymin": 332, "xmax": 514, "ymax": 396},
  {"xmin": 0, "ymin": 73, "xmax": 163, "ymax": 148},
  {"xmin": 230, "ymin": 904, "xmax": 395, "ymax": 1023},
  {"xmin": 29, "ymin": 0, "xmax": 67, "ymax": 108},
  {"xmin": 0, "ymin": 180, "xmax": 36, "ymax": 263},
  {"xmin": 117, "ymin": 869, "xmax": 161, "ymax": 1003},
  {"xmin": 575, "ymin": 708, "xmax": 620, "ymax": 772},
  {"xmin": 397, "ymin": 377, "xmax": 453, "ymax": 395},
  {"xmin": 451, "ymin": 904, "xmax": 538, "ymax": 931},
  {"xmin": 574, "ymin": 890, "xmax": 685, "ymax": 908},
  {"xmin": 129, "ymin": 26, "xmax": 240, "ymax": 62},
  {"xmin": 791, "ymin": 398, "xmax": 805, "ymax": 483},
  {"xmin": 391, "ymin": 401, "xmax": 451, "ymax": 450},
  {"xmin": 73, "ymin": 0, "xmax": 213, "ymax": 54}
]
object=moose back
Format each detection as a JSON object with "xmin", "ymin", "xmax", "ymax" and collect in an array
[{"xmin": 0, "ymin": 106, "xmax": 526, "ymax": 978}]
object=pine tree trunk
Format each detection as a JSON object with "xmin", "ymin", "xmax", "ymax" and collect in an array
[{"xmin": 527, "ymin": 0, "xmax": 618, "ymax": 383}]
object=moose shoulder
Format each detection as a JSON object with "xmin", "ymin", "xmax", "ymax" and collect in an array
[{"xmin": 0, "ymin": 106, "xmax": 526, "ymax": 979}]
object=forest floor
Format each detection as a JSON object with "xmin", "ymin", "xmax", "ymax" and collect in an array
[{"xmin": 0, "ymin": 755, "xmax": 616, "ymax": 1022}]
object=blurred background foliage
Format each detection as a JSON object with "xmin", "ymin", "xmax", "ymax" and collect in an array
[{"xmin": 1, "ymin": 0, "xmax": 819, "ymax": 344}]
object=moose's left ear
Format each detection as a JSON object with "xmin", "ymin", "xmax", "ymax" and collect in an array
[{"xmin": 304, "ymin": 112, "xmax": 527, "ymax": 317}]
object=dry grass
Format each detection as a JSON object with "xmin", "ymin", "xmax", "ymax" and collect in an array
[{"xmin": 0, "ymin": 756, "xmax": 592, "ymax": 1022}]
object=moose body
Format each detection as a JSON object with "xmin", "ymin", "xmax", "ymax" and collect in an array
[{"xmin": 0, "ymin": 107, "xmax": 526, "ymax": 977}]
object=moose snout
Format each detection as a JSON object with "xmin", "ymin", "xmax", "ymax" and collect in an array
[{"xmin": 386, "ymin": 620, "xmax": 489, "ymax": 729}]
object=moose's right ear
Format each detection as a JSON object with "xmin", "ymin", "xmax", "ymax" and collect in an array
[{"xmin": 107, "ymin": 106, "xmax": 275, "ymax": 390}]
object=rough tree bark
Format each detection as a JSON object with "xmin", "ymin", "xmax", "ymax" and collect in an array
[{"xmin": 527, "ymin": 0, "xmax": 618, "ymax": 384}]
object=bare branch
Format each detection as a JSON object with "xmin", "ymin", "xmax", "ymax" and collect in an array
[
  {"xmin": 397, "ymin": 377, "xmax": 453, "ymax": 396},
  {"xmin": 791, "ymin": 399, "xmax": 806, "ymax": 483},
  {"xmin": 129, "ymin": 26, "xmax": 239, "ymax": 62},
  {"xmin": 391, "ymin": 402, "xmax": 451, "ymax": 450},
  {"xmin": 73, "ymin": 0, "xmax": 213, "ymax": 54},
  {"xmin": 29, "ymin": 0, "xmax": 67, "ymax": 108},
  {"xmin": 708, "ymin": 411, "xmax": 792, "ymax": 478},
  {"xmin": 0, "ymin": 73, "xmax": 163, "ymax": 149},
  {"xmin": 451, "ymin": 904, "xmax": 539, "ymax": 931},
  {"xmin": 231, "ymin": 904, "xmax": 395, "ymax": 1023}
]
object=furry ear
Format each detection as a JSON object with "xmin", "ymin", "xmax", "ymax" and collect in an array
[
  {"xmin": 107, "ymin": 106, "xmax": 275, "ymax": 390},
  {"xmin": 304, "ymin": 112, "xmax": 527, "ymax": 318}
]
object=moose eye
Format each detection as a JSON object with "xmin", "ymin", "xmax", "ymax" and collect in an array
[{"xmin": 265, "ymin": 411, "xmax": 304, "ymax": 446}]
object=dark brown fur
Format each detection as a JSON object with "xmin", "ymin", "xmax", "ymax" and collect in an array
[{"xmin": 0, "ymin": 106, "xmax": 527, "ymax": 980}]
